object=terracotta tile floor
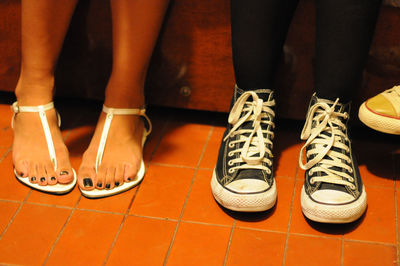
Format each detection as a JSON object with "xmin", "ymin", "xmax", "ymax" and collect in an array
[{"xmin": 0, "ymin": 95, "xmax": 399, "ymax": 265}]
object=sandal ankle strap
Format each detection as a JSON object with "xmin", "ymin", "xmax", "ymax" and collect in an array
[{"xmin": 11, "ymin": 101, "xmax": 55, "ymax": 114}]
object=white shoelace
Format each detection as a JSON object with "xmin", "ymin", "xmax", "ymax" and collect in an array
[
  {"xmin": 299, "ymin": 99, "xmax": 355, "ymax": 189},
  {"xmin": 224, "ymin": 91, "xmax": 275, "ymax": 175}
]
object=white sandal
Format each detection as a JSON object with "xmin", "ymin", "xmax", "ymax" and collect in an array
[
  {"xmin": 79, "ymin": 105, "xmax": 152, "ymax": 198},
  {"xmin": 11, "ymin": 101, "xmax": 77, "ymax": 194}
]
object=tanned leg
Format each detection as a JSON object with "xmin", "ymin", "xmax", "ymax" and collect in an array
[
  {"xmin": 78, "ymin": 0, "xmax": 169, "ymax": 190},
  {"xmin": 13, "ymin": 0, "xmax": 78, "ymax": 186}
]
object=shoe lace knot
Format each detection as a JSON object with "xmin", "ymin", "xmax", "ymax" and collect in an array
[{"xmin": 299, "ymin": 98, "xmax": 355, "ymax": 189}]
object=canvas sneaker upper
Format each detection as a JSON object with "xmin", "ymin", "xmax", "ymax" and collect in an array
[
  {"xmin": 299, "ymin": 94, "xmax": 363, "ymax": 205},
  {"xmin": 214, "ymin": 86, "xmax": 275, "ymax": 194}
]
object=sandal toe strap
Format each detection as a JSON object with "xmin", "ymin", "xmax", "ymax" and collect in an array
[
  {"xmin": 95, "ymin": 105, "xmax": 152, "ymax": 171},
  {"xmin": 11, "ymin": 101, "xmax": 59, "ymax": 171}
]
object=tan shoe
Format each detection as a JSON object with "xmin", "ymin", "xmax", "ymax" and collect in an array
[{"xmin": 359, "ymin": 85, "xmax": 400, "ymax": 135}]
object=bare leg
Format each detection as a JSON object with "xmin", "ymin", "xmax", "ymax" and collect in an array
[
  {"xmin": 13, "ymin": 0, "xmax": 78, "ymax": 186},
  {"xmin": 78, "ymin": 0, "xmax": 169, "ymax": 190}
]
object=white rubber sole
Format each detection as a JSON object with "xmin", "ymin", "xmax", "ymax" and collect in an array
[
  {"xmin": 80, "ymin": 160, "xmax": 145, "ymax": 198},
  {"xmin": 359, "ymin": 102, "xmax": 400, "ymax": 135},
  {"xmin": 301, "ymin": 185, "xmax": 367, "ymax": 223},
  {"xmin": 15, "ymin": 168, "xmax": 77, "ymax": 194},
  {"xmin": 210, "ymin": 170, "xmax": 277, "ymax": 212}
]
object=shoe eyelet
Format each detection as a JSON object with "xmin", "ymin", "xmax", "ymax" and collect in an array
[
  {"xmin": 228, "ymin": 152, "xmax": 234, "ymax": 157},
  {"xmin": 350, "ymin": 184, "xmax": 356, "ymax": 190},
  {"xmin": 349, "ymin": 168, "xmax": 353, "ymax": 173},
  {"xmin": 309, "ymin": 169, "xmax": 314, "ymax": 175},
  {"xmin": 228, "ymin": 160, "xmax": 234, "ymax": 166},
  {"xmin": 267, "ymin": 169, "xmax": 271, "ymax": 174},
  {"xmin": 310, "ymin": 177, "xmax": 315, "ymax": 184},
  {"xmin": 228, "ymin": 143, "xmax": 234, "ymax": 148},
  {"xmin": 228, "ymin": 168, "xmax": 234, "ymax": 174}
]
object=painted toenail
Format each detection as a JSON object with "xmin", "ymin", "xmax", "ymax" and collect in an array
[
  {"xmin": 31, "ymin": 177, "xmax": 36, "ymax": 182},
  {"xmin": 51, "ymin": 177, "xmax": 56, "ymax": 181},
  {"xmin": 20, "ymin": 172, "xmax": 24, "ymax": 176},
  {"xmin": 60, "ymin": 171, "xmax": 69, "ymax": 175},
  {"xmin": 40, "ymin": 177, "xmax": 46, "ymax": 182},
  {"xmin": 115, "ymin": 182, "xmax": 120, "ymax": 187},
  {"xmin": 97, "ymin": 183, "xmax": 102, "ymax": 187},
  {"xmin": 83, "ymin": 178, "xmax": 93, "ymax": 187},
  {"xmin": 127, "ymin": 178, "xmax": 132, "ymax": 181},
  {"xmin": 106, "ymin": 184, "xmax": 111, "ymax": 189}
]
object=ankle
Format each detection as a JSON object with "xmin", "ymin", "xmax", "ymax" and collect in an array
[
  {"xmin": 15, "ymin": 74, "xmax": 55, "ymax": 105},
  {"xmin": 104, "ymin": 83, "xmax": 145, "ymax": 108}
]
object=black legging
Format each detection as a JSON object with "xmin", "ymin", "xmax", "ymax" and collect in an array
[{"xmin": 231, "ymin": 0, "xmax": 382, "ymax": 102}]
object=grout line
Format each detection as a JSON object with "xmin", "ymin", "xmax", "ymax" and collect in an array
[
  {"xmin": 0, "ymin": 198, "xmax": 22, "ymax": 204},
  {"xmin": 149, "ymin": 162, "xmax": 197, "ymax": 170},
  {"xmin": 43, "ymin": 195, "xmax": 82, "ymax": 265},
  {"xmin": 24, "ymin": 201, "xmax": 73, "ymax": 210},
  {"xmin": 340, "ymin": 236, "xmax": 345, "ymax": 266},
  {"xmin": 0, "ymin": 190, "xmax": 32, "ymax": 240},
  {"xmin": 0, "ymin": 146, "xmax": 12, "ymax": 163},
  {"xmin": 234, "ymin": 225, "xmax": 287, "ymax": 235},
  {"xmin": 180, "ymin": 219, "xmax": 232, "ymax": 229},
  {"xmin": 163, "ymin": 126, "xmax": 214, "ymax": 265},
  {"xmin": 129, "ymin": 214, "xmax": 179, "ymax": 222},
  {"xmin": 75, "ymin": 207, "xmax": 125, "ymax": 216},
  {"xmin": 102, "ymin": 189, "xmax": 140, "ymax": 265},
  {"xmin": 223, "ymin": 220, "xmax": 236, "ymax": 266},
  {"xmin": 282, "ymin": 153, "xmax": 300, "ymax": 266},
  {"xmin": 343, "ymin": 238, "xmax": 397, "ymax": 247},
  {"xmin": 103, "ymin": 111, "xmax": 173, "ymax": 265}
]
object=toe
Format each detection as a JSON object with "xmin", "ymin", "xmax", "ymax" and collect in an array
[
  {"xmin": 124, "ymin": 162, "xmax": 139, "ymax": 183},
  {"xmin": 57, "ymin": 159, "xmax": 74, "ymax": 184},
  {"xmin": 114, "ymin": 165, "xmax": 125, "ymax": 187},
  {"xmin": 14, "ymin": 159, "xmax": 28, "ymax": 178},
  {"xmin": 37, "ymin": 163, "xmax": 48, "ymax": 186},
  {"xmin": 77, "ymin": 166, "xmax": 96, "ymax": 191},
  {"xmin": 45, "ymin": 163, "xmax": 57, "ymax": 185},
  {"xmin": 96, "ymin": 165, "xmax": 107, "ymax": 190},
  {"xmin": 105, "ymin": 167, "xmax": 116, "ymax": 190},
  {"xmin": 28, "ymin": 161, "xmax": 38, "ymax": 184}
]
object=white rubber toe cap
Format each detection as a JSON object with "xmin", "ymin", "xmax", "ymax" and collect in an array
[
  {"xmin": 225, "ymin": 179, "xmax": 270, "ymax": 194},
  {"xmin": 310, "ymin": 189, "xmax": 355, "ymax": 204}
]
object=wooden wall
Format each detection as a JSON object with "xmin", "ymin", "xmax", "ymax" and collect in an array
[{"xmin": 1, "ymin": 0, "xmax": 399, "ymax": 119}]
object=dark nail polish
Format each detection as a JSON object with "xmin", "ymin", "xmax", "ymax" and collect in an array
[
  {"xmin": 105, "ymin": 184, "xmax": 111, "ymax": 189},
  {"xmin": 40, "ymin": 177, "xmax": 46, "ymax": 182},
  {"xmin": 83, "ymin": 178, "xmax": 93, "ymax": 187},
  {"xmin": 60, "ymin": 171, "xmax": 69, "ymax": 176},
  {"xmin": 51, "ymin": 176, "xmax": 56, "ymax": 181},
  {"xmin": 127, "ymin": 178, "xmax": 132, "ymax": 181},
  {"xmin": 20, "ymin": 172, "xmax": 24, "ymax": 176},
  {"xmin": 115, "ymin": 182, "xmax": 120, "ymax": 187},
  {"xmin": 97, "ymin": 183, "xmax": 102, "ymax": 188},
  {"xmin": 31, "ymin": 176, "xmax": 36, "ymax": 182}
]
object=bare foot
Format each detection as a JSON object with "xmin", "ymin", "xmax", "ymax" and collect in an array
[
  {"xmin": 12, "ymin": 105, "xmax": 74, "ymax": 186},
  {"xmin": 78, "ymin": 112, "xmax": 145, "ymax": 191}
]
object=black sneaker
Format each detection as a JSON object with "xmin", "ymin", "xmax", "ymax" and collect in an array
[
  {"xmin": 211, "ymin": 86, "xmax": 277, "ymax": 212},
  {"xmin": 299, "ymin": 94, "xmax": 367, "ymax": 223}
]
